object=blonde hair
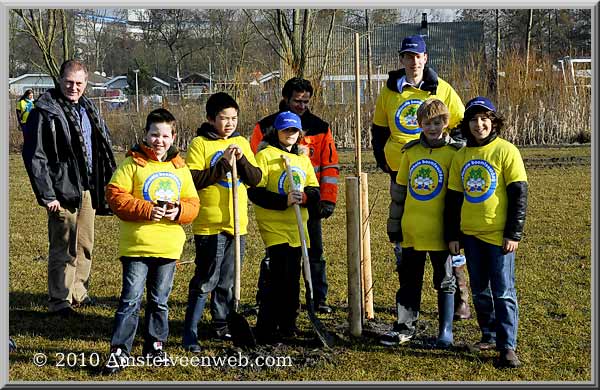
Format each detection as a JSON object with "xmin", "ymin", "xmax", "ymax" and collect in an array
[{"xmin": 417, "ymin": 98, "xmax": 449, "ymax": 125}]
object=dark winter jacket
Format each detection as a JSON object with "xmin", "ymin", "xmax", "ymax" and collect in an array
[{"xmin": 22, "ymin": 88, "xmax": 116, "ymax": 214}]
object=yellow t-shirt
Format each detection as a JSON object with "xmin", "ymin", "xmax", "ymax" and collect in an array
[
  {"xmin": 397, "ymin": 143, "xmax": 458, "ymax": 251},
  {"xmin": 185, "ymin": 135, "xmax": 258, "ymax": 236},
  {"xmin": 448, "ymin": 137, "xmax": 528, "ymax": 246},
  {"xmin": 109, "ymin": 157, "xmax": 199, "ymax": 259},
  {"xmin": 373, "ymin": 78, "xmax": 464, "ymax": 171},
  {"xmin": 253, "ymin": 145, "xmax": 319, "ymax": 248},
  {"xmin": 17, "ymin": 99, "xmax": 34, "ymax": 124}
]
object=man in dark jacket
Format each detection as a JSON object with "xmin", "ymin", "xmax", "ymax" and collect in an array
[{"xmin": 22, "ymin": 59, "xmax": 116, "ymax": 318}]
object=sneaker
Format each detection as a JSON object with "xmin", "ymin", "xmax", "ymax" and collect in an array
[
  {"xmin": 214, "ymin": 326, "xmax": 232, "ymax": 341},
  {"xmin": 184, "ymin": 344, "xmax": 202, "ymax": 354},
  {"xmin": 52, "ymin": 307, "xmax": 80, "ymax": 318},
  {"xmin": 9, "ymin": 338, "xmax": 16, "ymax": 353},
  {"xmin": 379, "ymin": 330, "xmax": 413, "ymax": 346},
  {"xmin": 143, "ymin": 341, "xmax": 169, "ymax": 366},
  {"xmin": 101, "ymin": 347, "xmax": 129, "ymax": 375},
  {"xmin": 316, "ymin": 302, "xmax": 333, "ymax": 314},
  {"xmin": 496, "ymin": 349, "xmax": 521, "ymax": 368},
  {"xmin": 474, "ymin": 339, "xmax": 497, "ymax": 351},
  {"xmin": 73, "ymin": 296, "xmax": 97, "ymax": 308}
]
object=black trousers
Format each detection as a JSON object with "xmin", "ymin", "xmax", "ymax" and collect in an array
[{"xmin": 256, "ymin": 244, "xmax": 302, "ymax": 334}]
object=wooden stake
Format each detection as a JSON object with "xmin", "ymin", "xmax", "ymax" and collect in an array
[
  {"xmin": 354, "ymin": 32, "xmax": 362, "ymax": 178},
  {"xmin": 360, "ymin": 172, "xmax": 374, "ymax": 319},
  {"xmin": 346, "ymin": 176, "xmax": 362, "ymax": 337}
]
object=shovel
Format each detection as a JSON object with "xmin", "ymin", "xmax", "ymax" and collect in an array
[
  {"xmin": 226, "ymin": 157, "xmax": 256, "ymax": 348},
  {"xmin": 282, "ymin": 155, "xmax": 334, "ymax": 350}
]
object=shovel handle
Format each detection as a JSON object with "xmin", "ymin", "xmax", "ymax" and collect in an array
[
  {"xmin": 281, "ymin": 155, "xmax": 313, "ymax": 301},
  {"xmin": 231, "ymin": 158, "xmax": 241, "ymax": 310}
]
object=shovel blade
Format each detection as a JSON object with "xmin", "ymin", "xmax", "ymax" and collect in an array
[
  {"xmin": 306, "ymin": 301, "xmax": 335, "ymax": 349},
  {"xmin": 227, "ymin": 311, "xmax": 256, "ymax": 349}
]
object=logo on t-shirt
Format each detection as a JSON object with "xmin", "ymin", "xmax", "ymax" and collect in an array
[
  {"xmin": 408, "ymin": 159, "xmax": 444, "ymax": 201},
  {"xmin": 142, "ymin": 172, "xmax": 181, "ymax": 202},
  {"xmin": 460, "ymin": 159, "xmax": 497, "ymax": 203},
  {"xmin": 394, "ymin": 99, "xmax": 423, "ymax": 135},
  {"xmin": 210, "ymin": 150, "xmax": 242, "ymax": 188},
  {"xmin": 277, "ymin": 166, "xmax": 306, "ymax": 195}
]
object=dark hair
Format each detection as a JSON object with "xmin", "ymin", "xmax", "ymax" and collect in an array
[
  {"xmin": 458, "ymin": 107, "xmax": 505, "ymax": 141},
  {"xmin": 281, "ymin": 77, "xmax": 313, "ymax": 99},
  {"xmin": 19, "ymin": 89, "xmax": 34, "ymax": 101},
  {"xmin": 59, "ymin": 59, "xmax": 88, "ymax": 79},
  {"xmin": 205, "ymin": 92, "xmax": 239, "ymax": 120},
  {"xmin": 145, "ymin": 108, "xmax": 177, "ymax": 134}
]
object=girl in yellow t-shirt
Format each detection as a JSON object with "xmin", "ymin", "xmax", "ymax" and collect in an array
[
  {"xmin": 248, "ymin": 111, "xmax": 320, "ymax": 344},
  {"xmin": 446, "ymin": 96, "xmax": 528, "ymax": 369}
]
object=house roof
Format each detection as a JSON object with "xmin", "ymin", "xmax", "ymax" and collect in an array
[{"xmin": 9, "ymin": 73, "xmax": 55, "ymax": 84}]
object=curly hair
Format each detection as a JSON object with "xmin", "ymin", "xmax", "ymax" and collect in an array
[{"xmin": 458, "ymin": 108, "xmax": 505, "ymax": 142}]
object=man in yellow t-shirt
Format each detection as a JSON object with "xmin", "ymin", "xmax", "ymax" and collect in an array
[
  {"xmin": 371, "ymin": 35, "xmax": 470, "ymax": 321},
  {"xmin": 446, "ymin": 96, "xmax": 528, "ymax": 369},
  {"xmin": 182, "ymin": 93, "xmax": 262, "ymax": 353}
]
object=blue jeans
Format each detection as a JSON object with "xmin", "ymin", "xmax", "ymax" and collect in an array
[
  {"xmin": 110, "ymin": 257, "xmax": 176, "ymax": 354},
  {"xmin": 182, "ymin": 233, "xmax": 245, "ymax": 347},
  {"xmin": 463, "ymin": 235, "xmax": 519, "ymax": 351}
]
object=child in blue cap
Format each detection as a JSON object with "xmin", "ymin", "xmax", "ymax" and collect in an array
[
  {"xmin": 445, "ymin": 96, "xmax": 528, "ymax": 368},
  {"xmin": 248, "ymin": 111, "xmax": 320, "ymax": 344}
]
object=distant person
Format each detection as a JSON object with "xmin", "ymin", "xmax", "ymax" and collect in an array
[
  {"xmin": 248, "ymin": 111, "xmax": 320, "ymax": 344},
  {"xmin": 370, "ymin": 35, "xmax": 471, "ymax": 321},
  {"xmin": 22, "ymin": 59, "xmax": 116, "ymax": 318},
  {"xmin": 102, "ymin": 108, "xmax": 199, "ymax": 375},
  {"xmin": 182, "ymin": 92, "xmax": 261, "ymax": 353},
  {"xmin": 16, "ymin": 89, "xmax": 35, "ymax": 130},
  {"xmin": 250, "ymin": 77, "xmax": 339, "ymax": 314},
  {"xmin": 446, "ymin": 97, "xmax": 528, "ymax": 368},
  {"xmin": 381, "ymin": 98, "xmax": 461, "ymax": 347}
]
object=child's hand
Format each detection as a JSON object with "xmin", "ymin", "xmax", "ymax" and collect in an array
[
  {"xmin": 503, "ymin": 238, "xmax": 519, "ymax": 253},
  {"xmin": 163, "ymin": 204, "xmax": 180, "ymax": 221},
  {"xmin": 448, "ymin": 241, "xmax": 460, "ymax": 255},
  {"xmin": 223, "ymin": 144, "xmax": 243, "ymax": 164},
  {"xmin": 287, "ymin": 190, "xmax": 303, "ymax": 206},
  {"xmin": 151, "ymin": 204, "xmax": 167, "ymax": 221}
]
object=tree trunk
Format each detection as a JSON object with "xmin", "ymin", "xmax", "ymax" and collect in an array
[{"xmin": 525, "ymin": 9, "xmax": 533, "ymax": 79}]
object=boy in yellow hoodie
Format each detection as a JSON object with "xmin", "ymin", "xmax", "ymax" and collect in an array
[
  {"xmin": 182, "ymin": 92, "xmax": 262, "ymax": 353},
  {"xmin": 102, "ymin": 108, "xmax": 199, "ymax": 375}
]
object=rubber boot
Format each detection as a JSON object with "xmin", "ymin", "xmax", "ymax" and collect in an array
[
  {"xmin": 437, "ymin": 292, "xmax": 454, "ymax": 348},
  {"xmin": 453, "ymin": 265, "xmax": 472, "ymax": 320}
]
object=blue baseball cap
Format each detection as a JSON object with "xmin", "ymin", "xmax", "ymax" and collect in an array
[
  {"xmin": 274, "ymin": 111, "xmax": 302, "ymax": 131},
  {"xmin": 399, "ymin": 35, "xmax": 426, "ymax": 54},
  {"xmin": 465, "ymin": 96, "xmax": 497, "ymax": 115}
]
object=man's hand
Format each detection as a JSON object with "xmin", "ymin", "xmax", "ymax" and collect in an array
[
  {"xmin": 151, "ymin": 204, "xmax": 167, "ymax": 221},
  {"xmin": 318, "ymin": 201, "xmax": 335, "ymax": 219},
  {"xmin": 46, "ymin": 200, "xmax": 61, "ymax": 212}
]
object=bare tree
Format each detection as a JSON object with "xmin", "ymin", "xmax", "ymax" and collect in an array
[
  {"xmin": 13, "ymin": 9, "xmax": 72, "ymax": 83},
  {"xmin": 144, "ymin": 9, "xmax": 198, "ymax": 96},
  {"xmin": 244, "ymin": 9, "xmax": 337, "ymax": 84}
]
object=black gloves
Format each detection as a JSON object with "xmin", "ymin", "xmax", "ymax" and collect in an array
[{"xmin": 319, "ymin": 201, "xmax": 336, "ymax": 219}]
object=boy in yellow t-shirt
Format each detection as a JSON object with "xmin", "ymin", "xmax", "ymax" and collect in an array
[
  {"xmin": 102, "ymin": 108, "xmax": 199, "ymax": 375},
  {"xmin": 381, "ymin": 99, "xmax": 462, "ymax": 348},
  {"xmin": 247, "ymin": 111, "xmax": 320, "ymax": 344},
  {"xmin": 182, "ymin": 92, "xmax": 262, "ymax": 353},
  {"xmin": 446, "ymin": 97, "xmax": 528, "ymax": 369}
]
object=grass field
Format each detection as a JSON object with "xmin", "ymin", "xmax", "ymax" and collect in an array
[{"xmin": 8, "ymin": 145, "xmax": 592, "ymax": 382}]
